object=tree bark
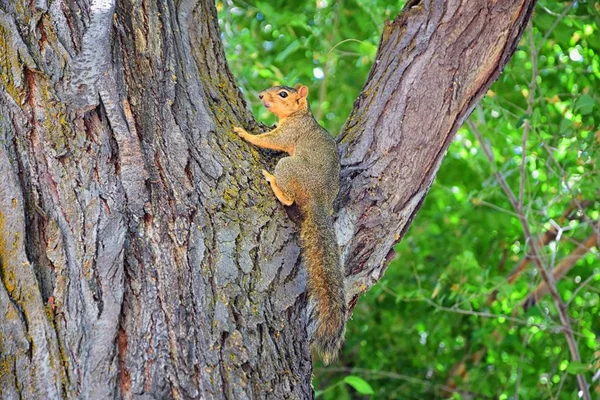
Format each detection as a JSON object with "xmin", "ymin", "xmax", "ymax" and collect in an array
[{"xmin": 0, "ymin": 0, "xmax": 535, "ymax": 399}]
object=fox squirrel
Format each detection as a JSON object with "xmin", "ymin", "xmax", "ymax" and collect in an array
[{"xmin": 234, "ymin": 84, "xmax": 345, "ymax": 364}]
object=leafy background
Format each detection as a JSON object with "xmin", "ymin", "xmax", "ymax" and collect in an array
[{"xmin": 218, "ymin": 0, "xmax": 600, "ymax": 398}]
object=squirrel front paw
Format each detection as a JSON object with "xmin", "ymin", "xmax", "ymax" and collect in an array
[{"xmin": 233, "ymin": 127, "xmax": 249, "ymax": 138}]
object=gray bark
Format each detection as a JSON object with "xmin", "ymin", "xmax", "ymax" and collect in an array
[{"xmin": 0, "ymin": 0, "xmax": 535, "ymax": 399}]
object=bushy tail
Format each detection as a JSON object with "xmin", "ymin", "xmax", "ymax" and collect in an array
[{"xmin": 300, "ymin": 201, "xmax": 346, "ymax": 364}]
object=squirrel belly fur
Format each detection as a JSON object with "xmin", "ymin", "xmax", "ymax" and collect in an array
[{"xmin": 234, "ymin": 84, "xmax": 345, "ymax": 364}]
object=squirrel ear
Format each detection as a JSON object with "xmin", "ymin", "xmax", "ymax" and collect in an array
[{"xmin": 297, "ymin": 85, "xmax": 309, "ymax": 99}]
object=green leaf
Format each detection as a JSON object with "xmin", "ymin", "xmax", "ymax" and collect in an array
[
  {"xmin": 559, "ymin": 118, "xmax": 572, "ymax": 136},
  {"xmin": 531, "ymin": 107, "xmax": 542, "ymax": 124},
  {"xmin": 275, "ymin": 41, "xmax": 301, "ymax": 62},
  {"xmin": 343, "ymin": 376, "xmax": 375, "ymax": 395},
  {"xmin": 566, "ymin": 361, "xmax": 590, "ymax": 375},
  {"xmin": 574, "ymin": 95, "xmax": 595, "ymax": 115},
  {"xmin": 358, "ymin": 41, "xmax": 377, "ymax": 58},
  {"xmin": 515, "ymin": 114, "xmax": 529, "ymax": 128}
]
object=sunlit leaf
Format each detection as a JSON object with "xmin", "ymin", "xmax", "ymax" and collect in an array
[{"xmin": 343, "ymin": 376, "xmax": 375, "ymax": 395}]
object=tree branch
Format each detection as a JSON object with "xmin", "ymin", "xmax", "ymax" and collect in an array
[
  {"xmin": 336, "ymin": 0, "xmax": 538, "ymax": 306},
  {"xmin": 507, "ymin": 200, "xmax": 591, "ymax": 284},
  {"xmin": 522, "ymin": 233, "xmax": 598, "ymax": 311},
  {"xmin": 486, "ymin": 199, "xmax": 592, "ymax": 304}
]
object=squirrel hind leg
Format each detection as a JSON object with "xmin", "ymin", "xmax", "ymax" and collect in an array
[{"xmin": 262, "ymin": 170, "xmax": 294, "ymax": 206}]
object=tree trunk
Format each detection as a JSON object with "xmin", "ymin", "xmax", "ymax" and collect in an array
[{"xmin": 0, "ymin": 0, "xmax": 535, "ymax": 398}]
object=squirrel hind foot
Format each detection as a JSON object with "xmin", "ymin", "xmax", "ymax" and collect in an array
[{"xmin": 262, "ymin": 170, "xmax": 294, "ymax": 206}]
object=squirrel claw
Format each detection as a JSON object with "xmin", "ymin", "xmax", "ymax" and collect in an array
[
  {"xmin": 233, "ymin": 127, "xmax": 247, "ymax": 137},
  {"xmin": 261, "ymin": 170, "xmax": 274, "ymax": 182}
]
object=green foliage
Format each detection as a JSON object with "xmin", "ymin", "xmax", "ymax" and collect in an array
[
  {"xmin": 219, "ymin": 0, "xmax": 600, "ymax": 398},
  {"xmin": 218, "ymin": 0, "xmax": 402, "ymax": 129}
]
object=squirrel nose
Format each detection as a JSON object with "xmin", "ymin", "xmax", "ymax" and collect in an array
[{"xmin": 258, "ymin": 94, "xmax": 264, "ymax": 99}]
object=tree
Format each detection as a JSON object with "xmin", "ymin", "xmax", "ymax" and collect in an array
[{"xmin": 0, "ymin": 0, "xmax": 536, "ymax": 398}]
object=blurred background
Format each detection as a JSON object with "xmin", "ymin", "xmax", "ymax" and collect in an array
[{"xmin": 217, "ymin": 1, "xmax": 600, "ymax": 398}]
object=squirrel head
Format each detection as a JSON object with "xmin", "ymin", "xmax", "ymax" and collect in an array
[{"xmin": 259, "ymin": 84, "xmax": 310, "ymax": 119}]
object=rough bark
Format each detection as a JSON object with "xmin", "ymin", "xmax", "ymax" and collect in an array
[
  {"xmin": 337, "ymin": 0, "xmax": 537, "ymax": 305},
  {"xmin": 0, "ymin": 0, "xmax": 535, "ymax": 399}
]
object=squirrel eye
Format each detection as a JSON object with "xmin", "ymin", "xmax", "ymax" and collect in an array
[{"xmin": 278, "ymin": 91, "xmax": 288, "ymax": 98}]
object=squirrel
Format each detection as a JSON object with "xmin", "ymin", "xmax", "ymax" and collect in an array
[{"xmin": 234, "ymin": 84, "xmax": 345, "ymax": 364}]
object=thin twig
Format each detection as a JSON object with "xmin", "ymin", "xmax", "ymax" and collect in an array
[
  {"xmin": 498, "ymin": 199, "xmax": 590, "ymax": 288},
  {"xmin": 554, "ymin": 370, "xmax": 569, "ymax": 400},
  {"xmin": 537, "ymin": 0, "xmax": 577, "ymax": 55},
  {"xmin": 470, "ymin": 117, "xmax": 591, "ymax": 399},
  {"xmin": 523, "ymin": 233, "xmax": 598, "ymax": 310},
  {"xmin": 514, "ymin": 333, "xmax": 528, "ymax": 400},
  {"xmin": 477, "ymin": 200, "xmax": 521, "ymax": 218},
  {"xmin": 518, "ymin": 25, "xmax": 536, "ymax": 209},
  {"xmin": 327, "ymin": 38, "xmax": 365, "ymax": 55},
  {"xmin": 592, "ymin": 368, "xmax": 600, "ymax": 383},
  {"xmin": 566, "ymin": 270, "xmax": 600, "ymax": 308},
  {"xmin": 316, "ymin": 0, "xmax": 342, "ymax": 121},
  {"xmin": 380, "ymin": 285, "xmax": 584, "ymax": 336},
  {"xmin": 540, "ymin": 140, "xmax": 600, "ymax": 243}
]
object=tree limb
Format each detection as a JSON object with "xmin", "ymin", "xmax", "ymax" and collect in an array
[
  {"xmin": 337, "ymin": 0, "xmax": 538, "ymax": 306},
  {"xmin": 487, "ymin": 198, "xmax": 593, "ymax": 304},
  {"xmin": 522, "ymin": 233, "xmax": 598, "ymax": 311}
]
